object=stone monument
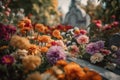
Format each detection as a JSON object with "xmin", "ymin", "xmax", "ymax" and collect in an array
[{"xmin": 63, "ymin": 0, "xmax": 90, "ymax": 29}]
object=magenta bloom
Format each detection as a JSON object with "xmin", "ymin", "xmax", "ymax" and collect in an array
[
  {"xmin": 2, "ymin": 55, "xmax": 14, "ymax": 65},
  {"xmin": 46, "ymin": 46, "xmax": 66, "ymax": 64},
  {"xmin": 96, "ymin": 40, "xmax": 105, "ymax": 50}
]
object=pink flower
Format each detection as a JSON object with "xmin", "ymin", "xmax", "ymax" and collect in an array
[
  {"xmin": 96, "ymin": 23, "xmax": 102, "ymax": 28},
  {"xmin": 76, "ymin": 35, "xmax": 89, "ymax": 44},
  {"xmin": 112, "ymin": 21, "xmax": 119, "ymax": 27},
  {"xmin": 111, "ymin": 15, "xmax": 116, "ymax": 19},
  {"xmin": 79, "ymin": 29, "xmax": 87, "ymax": 35}
]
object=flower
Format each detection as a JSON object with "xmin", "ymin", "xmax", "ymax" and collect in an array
[
  {"xmin": 10, "ymin": 35, "xmax": 31, "ymax": 49},
  {"xmin": 25, "ymin": 72, "xmax": 41, "ymax": 80},
  {"xmin": 76, "ymin": 35, "xmax": 89, "ymax": 44},
  {"xmin": 35, "ymin": 23, "xmax": 45, "ymax": 33},
  {"xmin": 68, "ymin": 45, "xmax": 79, "ymax": 57},
  {"xmin": 86, "ymin": 41, "xmax": 105, "ymax": 55},
  {"xmin": 52, "ymin": 29, "xmax": 61, "ymax": 38},
  {"xmin": 56, "ymin": 40, "xmax": 67, "ymax": 50},
  {"xmin": 46, "ymin": 46, "xmax": 66, "ymax": 64},
  {"xmin": 90, "ymin": 53, "xmax": 104, "ymax": 63},
  {"xmin": 96, "ymin": 40, "xmax": 105, "ymax": 50},
  {"xmin": 56, "ymin": 60, "xmax": 68, "ymax": 67},
  {"xmin": 40, "ymin": 47, "xmax": 48, "ymax": 53},
  {"xmin": 22, "ymin": 55, "xmax": 41, "ymax": 72},
  {"xmin": 64, "ymin": 62, "xmax": 85, "ymax": 80},
  {"xmin": 2, "ymin": 55, "xmax": 14, "ymax": 65},
  {"xmin": 111, "ymin": 45, "xmax": 118, "ymax": 51},
  {"xmin": 100, "ymin": 49, "xmax": 111, "ymax": 55},
  {"xmin": 85, "ymin": 70, "xmax": 102, "ymax": 80},
  {"xmin": 86, "ymin": 43, "xmax": 99, "ymax": 55}
]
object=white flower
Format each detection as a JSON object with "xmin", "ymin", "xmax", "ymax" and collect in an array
[{"xmin": 90, "ymin": 53, "xmax": 104, "ymax": 64}]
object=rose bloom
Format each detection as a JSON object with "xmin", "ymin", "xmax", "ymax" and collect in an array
[
  {"xmin": 90, "ymin": 53, "xmax": 104, "ymax": 64},
  {"xmin": 76, "ymin": 35, "xmax": 89, "ymax": 44}
]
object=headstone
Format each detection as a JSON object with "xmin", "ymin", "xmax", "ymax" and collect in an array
[
  {"xmin": 63, "ymin": 0, "xmax": 90, "ymax": 28},
  {"xmin": 109, "ymin": 33, "xmax": 120, "ymax": 47}
]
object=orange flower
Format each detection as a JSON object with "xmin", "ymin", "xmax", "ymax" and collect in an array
[
  {"xmin": 74, "ymin": 30, "xmax": 80, "ymax": 35},
  {"xmin": 56, "ymin": 35, "xmax": 63, "ymax": 40},
  {"xmin": 40, "ymin": 35, "xmax": 51, "ymax": 43},
  {"xmin": 35, "ymin": 24, "xmax": 45, "ymax": 33},
  {"xmin": 84, "ymin": 71, "xmax": 102, "ymax": 80},
  {"xmin": 52, "ymin": 29, "xmax": 61, "ymax": 38},
  {"xmin": 40, "ymin": 47, "xmax": 48, "ymax": 53},
  {"xmin": 56, "ymin": 60, "xmax": 68, "ymax": 67},
  {"xmin": 28, "ymin": 45, "xmax": 40, "ymax": 55},
  {"xmin": 64, "ymin": 62, "xmax": 85, "ymax": 80},
  {"xmin": 18, "ymin": 21, "xmax": 25, "ymax": 28}
]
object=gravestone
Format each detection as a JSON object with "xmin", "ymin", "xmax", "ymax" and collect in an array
[
  {"xmin": 109, "ymin": 33, "xmax": 120, "ymax": 47},
  {"xmin": 63, "ymin": 0, "xmax": 90, "ymax": 28}
]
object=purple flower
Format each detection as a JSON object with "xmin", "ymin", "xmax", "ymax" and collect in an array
[
  {"xmin": 86, "ymin": 43, "xmax": 99, "ymax": 55},
  {"xmin": 1, "ymin": 55, "xmax": 14, "ymax": 65},
  {"xmin": 96, "ymin": 40, "xmax": 105, "ymax": 50},
  {"xmin": 46, "ymin": 46, "xmax": 66, "ymax": 64}
]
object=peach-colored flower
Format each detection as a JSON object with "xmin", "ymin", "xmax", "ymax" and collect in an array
[
  {"xmin": 10, "ymin": 35, "xmax": 31, "ymax": 49},
  {"xmin": 27, "ymin": 45, "xmax": 40, "ymax": 55},
  {"xmin": 22, "ymin": 55, "xmax": 41, "ymax": 72},
  {"xmin": 52, "ymin": 29, "xmax": 61, "ymax": 38},
  {"xmin": 64, "ymin": 62, "xmax": 85, "ymax": 80},
  {"xmin": 40, "ymin": 47, "xmax": 48, "ymax": 53},
  {"xmin": 76, "ymin": 35, "xmax": 89, "ymax": 44},
  {"xmin": 25, "ymin": 72, "xmax": 41, "ymax": 80},
  {"xmin": 35, "ymin": 24, "xmax": 45, "ymax": 33},
  {"xmin": 40, "ymin": 35, "xmax": 51, "ymax": 43}
]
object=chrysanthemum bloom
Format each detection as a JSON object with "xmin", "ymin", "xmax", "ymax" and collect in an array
[
  {"xmin": 52, "ymin": 29, "xmax": 61, "ymax": 38},
  {"xmin": 76, "ymin": 35, "xmax": 89, "ymax": 44},
  {"xmin": 96, "ymin": 40, "xmax": 105, "ymax": 50},
  {"xmin": 10, "ymin": 35, "xmax": 31, "ymax": 49},
  {"xmin": 56, "ymin": 60, "xmax": 68, "ymax": 67},
  {"xmin": 46, "ymin": 46, "xmax": 66, "ymax": 64},
  {"xmin": 2, "ymin": 55, "xmax": 14, "ymax": 65},
  {"xmin": 40, "ymin": 35, "xmax": 51, "ymax": 43},
  {"xmin": 35, "ymin": 23, "xmax": 45, "ymax": 33},
  {"xmin": 22, "ymin": 55, "xmax": 41, "ymax": 72},
  {"xmin": 25, "ymin": 72, "xmax": 41, "ymax": 80},
  {"xmin": 84, "ymin": 70, "xmax": 102, "ymax": 80},
  {"xmin": 27, "ymin": 45, "xmax": 40, "ymax": 55},
  {"xmin": 40, "ymin": 47, "xmax": 48, "ymax": 53},
  {"xmin": 12, "ymin": 49, "xmax": 28, "ymax": 59},
  {"xmin": 111, "ymin": 45, "xmax": 118, "ymax": 51},
  {"xmin": 90, "ymin": 53, "xmax": 104, "ymax": 64},
  {"xmin": 64, "ymin": 62, "xmax": 85, "ymax": 80},
  {"xmin": 86, "ymin": 43, "xmax": 100, "ymax": 55}
]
